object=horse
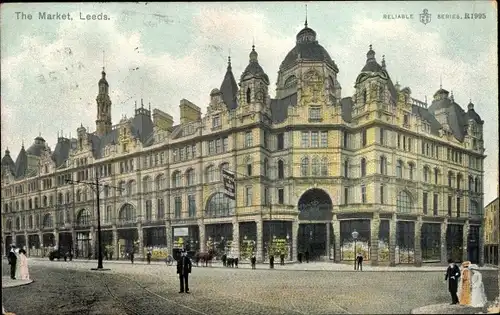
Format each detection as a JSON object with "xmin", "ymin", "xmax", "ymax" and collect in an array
[{"xmin": 194, "ymin": 250, "xmax": 214, "ymax": 267}]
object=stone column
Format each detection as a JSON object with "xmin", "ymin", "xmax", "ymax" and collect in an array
[
  {"xmin": 138, "ymin": 223, "xmax": 144, "ymax": 258},
  {"xmin": 167, "ymin": 221, "xmax": 174, "ymax": 255},
  {"xmin": 53, "ymin": 229, "xmax": 59, "ymax": 248},
  {"xmin": 370, "ymin": 213, "xmax": 380, "ymax": 266},
  {"xmin": 197, "ymin": 222, "xmax": 204, "ymax": 253},
  {"xmin": 462, "ymin": 220, "xmax": 470, "ymax": 262},
  {"xmin": 440, "ymin": 218, "xmax": 448, "ymax": 263},
  {"xmin": 292, "ymin": 219, "xmax": 299, "ymax": 262},
  {"xmin": 389, "ymin": 214, "xmax": 397, "ymax": 266},
  {"xmin": 325, "ymin": 222, "xmax": 331, "ymax": 261},
  {"xmin": 332, "ymin": 215, "xmax": 341, "ymax": 263},
  {"xmin": 478, "ymin": 225, "xmax": 485, "ymax": 266},
  {"xmin": 256, "ymin": 219, "xmax": 263, "ymax": 262},
  {"xmin": 232, "ymin": 219, "xmax": 240, "ymax": 258},
  {"xmin": 414, "ymin": 216, "xmax": 422, "ymax": 267},
  {"xmin": 112, "ymin": 226, "xmax": 118, "ymax": 260}
]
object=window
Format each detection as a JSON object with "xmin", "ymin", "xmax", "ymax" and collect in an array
[
  {"xmin": 246, "ymin": 88, "xmax": 251, "ymax": 103},
  {"xmin": 157, "ymin": 199, "xmax": 165, "ymax": 219},
  {"xmin": 320, "ymin": 157, "xmax": 328, "ymax": 176},
  {"xmin": 245, "ymin": 131, "xmax": 253, "ymax": 147},
  {"xmin": 343, "ymin": 131, "xmax": 349, "ymax": 148},
  {"xmin": 186, "ymin": 169, "xmax": 195, "ymax": 186},
  {"xmin": 277, "ymin": 133, "xmax": 284, "ymax": 150},
  {"xmin": 311, "ymin": 131, "xmax": 319, "ymax": 147},
  {"xmin": 361, "ymin": 185, "xmax": 366, "ymax": 204},
  {"xmin": 174, "ymin": 196, "xmax": 182, "ymax": 218},
  {"xmin": 456, "ymin": 197, "xmax": 461, "ymax": 217},
  {"xmin": 205, "ymin": 193, "xmax": 235, "ymax": 217},
  {"xmin": 212, "ymin": 115, "xmax": 221, "ymax": 129},
  {"xmin": 301, "ymin": 157, "xmax": 309, "ymax": 176},
  {"xmin": 263, "ymin": 158, "xmax": 269, "ymax": 177},
  {"xmin": 264, "ymin": 187, "xmax": 270, "ymax": 205},
  {"xmin": 277, "ymin": 160, "xmax": 285, "ymax": 179},
  {"xmin": 246, "ymin": 160, "xmax": 252, "ymax": 176},
  {"xmin": 448, "ymin": 172, "xmax": 453, "ymax": 188},
  {"xmin": 474, "ymin": 178, "xmax": 480, "ymax": 193},
  {"xmin": 361, "ymin": 129, "xmax": 367, "ymax": 147},
  {"xmin": 397, "ymin": 191, "xmax": 412, "ymax": 213},
  {"xmin": 277, "ymin": 188, "xmax": 284, "ymax": 204},
  {"xmin": 380, "ymin": 184, "xmax": 385, "ymax": 204},
  {"xmin": 312, "ymin": 157, "xmax": 320, "ymax": 176},
  {"xmin": 433, "ymin": 194, "xmax": 438, "ymax": 216},
  {"xmin": 403, "ymin": 114, "xmax": 409, "ymax": 126},
  {"xmin": 468, "ymin": 176, "xmax": 474, "ymax": 192},
  {"xmin": 301, "ymin": 131, "xmax": 309, "ymax": 147},
  {"xmin": 447, "ymin": 195, "xmax": 452, "ymax": 216},
  {"xmin": 469, "ymin": 201, "xmax": 479, "ymax": 216},
  {"xmin": 380, "ymin": 156, "xmax": 387, "ymax": 175},
  {"xmin": 145, "ymin": 200, "xmax": 152, "ymax": 221},
  {"xmin": 423, "ymin": 192, "xmax": 428, "ymax": 214},
  {"xmin": 360, "ymin": 158, "xmax": 366, "ymax": 177},
  {"xmin": 408, "ymin": 138, "xmax": 412, "ymax": 152},
  {"xmin": 379, "ymin": 128, "xmax": 384, "ymax": 145},
  {"xmin": 320, "ymin": 131, "xmax": 328, "ymax": 147},
  {"xmin": 396, "ymin": 160, "xmax": 403, "ymax": 178},
  {"xmin": 188, "ymin": 195, "xmax": 196, "ymax": 217},
  {"xmin": 245, "ymin": 186, "xmax": 253, "ymax": 206},
  {"xmin": 172, "ymin": 172, "xmax": 182, "ymax": 188},
  {"xmin": 344, "ymin": 187, "xmax": 349, "ymax": 205},
  {"xmin": 424, "ymin": 167, "xmax": 429, "ymax": 183},
  {"xmin": 344, "ymin": 160, "xmax": 349, "ymax": 177},
  {"xmin": 409, "ymin": 163, "xmax": 414, "ymax": 180},
  {"xmin": 309, "ymin": 107, "xmax": 321, "ymax": 121},
  {"xmin": 434, "ymin": 169, "xmax": 439, "ymax": 185}
]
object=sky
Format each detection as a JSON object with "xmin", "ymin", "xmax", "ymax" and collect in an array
[{"xmin": 1, "ymin": 1, "xmax": 498, "ymax": 204}]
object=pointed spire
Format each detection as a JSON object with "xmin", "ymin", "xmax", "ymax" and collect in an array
[
  {"xmin": 381, "ymin": 55, "xmax": 386, "ymax": 70},
  {"xmin": 305, "ymin": 4, "xmax": 308, "ymax": 27},
  {"xmin": 227, "ymin": 55, "xmax": 232, "ymax": 70},
  {"xmin": 21, "ymin": 139, "xmax": 24, "ymax": 148}
]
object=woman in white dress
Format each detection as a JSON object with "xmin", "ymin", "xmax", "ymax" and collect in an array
[
  {"xmin": 14, "ymin": 248, "xmax": 21, "ymax": 280},
  {"xmin": 469, "ymin": 264, "xmax": 488, "ymax": 308}
]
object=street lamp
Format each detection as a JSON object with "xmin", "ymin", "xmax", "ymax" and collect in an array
[
  {"xmin": 352, "ymin": 230, "xmax": 359, "ymax": 270},
  {"xmin": 286, "ymin": 234, "xmax": 290, "ymax": 261}
]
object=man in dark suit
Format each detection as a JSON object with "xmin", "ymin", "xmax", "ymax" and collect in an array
[
  {"xmin": 356, "ymin": 253, "xmax": 364, "ymax": 271},
  {"xmin": 8, "ymin": 245, "xmax": 17, "ymax": 279},
  {"xmin": 177, "ymin": 249, "xmax": 192, "ymax": 293},
  {"xmin": 444, "ymin": 258, "xmax": 461, "ymax": 304}
]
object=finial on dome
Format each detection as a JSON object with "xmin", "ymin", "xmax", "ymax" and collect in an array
[
  {"xmin": 135, "ymin": 100, "xmax": 137, "ymax": 110},
  {"xmin": 305, "ymin": 4, "xmax": 308, "ymax": 27},
  {"xmin": 440, "ymin": 75, "xmax": 442, "ymax": 89},
  {"xmin": 141, "ymin": 98, "xmax": 144, "ymax": 108},
  {"xmin": 450, "ymin": 90, "xmax": 454, "ymax": 101},
  {"xmin": 369, "ymin": 44, "xmax": 372, "ymax": 50},
  {"xmin": 249, "ymin": 44, "xmax": 258, "ymax": 62},
  {"xmin": 468, "ymin": 99, "xmax": 474, "ymax": 111}
]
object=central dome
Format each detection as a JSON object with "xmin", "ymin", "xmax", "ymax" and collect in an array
[{"xmin": 279, "ymin": 24, "xmax": 338, "ymax": 71}]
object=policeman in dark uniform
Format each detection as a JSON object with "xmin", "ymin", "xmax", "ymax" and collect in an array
[{"xmin": 177, "ymin": 249, "xmax": 192, "ymax": 293}]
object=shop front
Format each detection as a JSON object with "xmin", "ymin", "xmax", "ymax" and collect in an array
[
  {"xmin": 205, "ymin": 223, "xmax": 233, "ymax": 260},
  {"xmin": 172, "ymin": 225, "xmax": 199, "ymax": 259},
  {"xmin": 263, "ymin": 221, "xmax": 292, "ymax": 261},
  {"xmin": 447, "ymin": 224, "xmax": 464, "ymax": 262},
  {"xmin": 421, "ymin": 223, "xmax": 441, "ymax": 262},
  {"xmin": 378, "ymin": 220, "xmax": 390, "ymax": 262},
  {"xmin": 396, "ymin": 221, "xmax": 415, "ymax": 264},
  {"xmin": 143, "ymin": 226, "xmax": 168, "ymax": 260},
  {"xmin": 340, "ymin": 220, "xmax": 371, "ymax": 261},
  {"xmin": 239, "ymin": 222, "xmax": 257, "ymax": 261}
]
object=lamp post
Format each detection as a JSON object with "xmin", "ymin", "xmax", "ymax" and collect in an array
[
  {"xmin": 286, "ymin": 233, "xmax": 290, "ymax": 261},
  {"xmin": 66, "ymin": 176, "xmax": 122, "ymax": 271},
  {"xmin": 352, "ymin": 230, "xmax": 359, "ymax": 270}
]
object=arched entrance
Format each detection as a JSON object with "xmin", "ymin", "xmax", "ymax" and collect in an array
[{"xmin": 297, "ymin": 189, "xmax": 334, "ymax": 261}]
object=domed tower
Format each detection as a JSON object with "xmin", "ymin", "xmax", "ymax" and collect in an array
[
  {"xmin": 238, "ymin": 45, "xmax": 270, "ymax": 109},
  {"xmin": 276, "ymin": 20, "xmax": 341, "ymax": 105},
  {"xmin": 464, "ymin": 100, "xmax": 484, "ymax": 151},
  {"xmin": 354, "ymin": 45, "xmax": 397, "ymax": 112},
  {"xmin": 96, "ymin": 67, "xmax": 112, "ymax": 136}
]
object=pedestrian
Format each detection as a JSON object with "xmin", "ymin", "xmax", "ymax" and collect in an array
[
  {"xmin": 234, "ymin": 256, "xmax": 239, "ymax": 268},
  {"xmin": 222, "ymin": 253, "xmax": 227, "ymax": 267},
  {"xmin": 129, "ymin": 251, "xmax": 134, "ymax": 264},
  {"xmin": 19, "ymin": 249, "xmax": 30, "ymax": 280},
  {"xmin": 146, "ymin": 250, "xmax": 152, "ymax": 264},
  {"xmin": 251, "ymin": 252, "xmax": 256, "ymax": 269},
  {"xmin": 8, "ymin": 245, "xmax": 17, "ymax": 280},
  {"xmin": 280, "ymin": 252, "xmax": 285, "ymax": 266},
  {"xmin": 305, "ymin": 250, "xmax": 309, "ymax": 263},
  {"xmin": 356, "ymin": 253, "xmax": 363, "ymax": 271},
  {"xmin": 177, "ymin": 249, "xmax": 192, "ymax": 293},
  {"xmin": 269, "ymin": 254, "xmax": 274, "ymax": 269},
  {"xmin": 445, "ymin": 258, "xmax": 461, "ymax": 305},
  {"xmin": 298, "ymin": 252, "xmax": 303, "ymax": 263}
]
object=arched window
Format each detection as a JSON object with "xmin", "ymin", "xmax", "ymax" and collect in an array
[
  {"xmin": 408, "ymin": 163, "xmax": 415, "ymax": 180},
  {"xmin": 77, "ymin": 209, "xmax": 91, "ymax": 226},
  {"xmin": 246, "ymin": 157, "xmax": 253, "ymax": 176},
  {"xmin": 65, "ymin": 192, "xmax": 71, "ymax": 204},
  {"xmin": 474, "ymin": 177, "xmax": 480, "ymax": 193},
  {"xmin": 277, "ymin": 160, "xmax": 285, "ymax": 179},
  {"xmin": 434, "ymin": 168, "xmax": 439, "ymax": 185},
  {"xmin": 263, "ymin": 158, "xmax": 269, "ymax": 177},
  {"xmin": 119, "ymin": 203, "xmax": 136, "ymax": 222},
  {"xmin": 423, "ymin": 166, "xmax": 430, "ymax": 183},
  {"xmin": 344, "ymin": 159, "xmax": 349, "ymax": 177},
  {"xmin": 43, "ymin": 213, "xmax": 53, "ymax": 228},
  {"xmin": 205, "ymin": 192, "xmax": 235, "ymax": 217},
  {"xmin": 301, "ymin": 157, "xmax": 309, "ymax": 176},
  {"xmin": 43, "ymin": 195, "xmax": 48, "ymax": 207},
  {"xmin": 28, "ymin": 215, "xmax": 33, "ymax": 230},
  {"xmin": 76, "ymin": 190, "xmax": 82, "ymax": 202},
  {"xmin": 58, "ymin": 193, "xmax": 63, "ymax": 205},
  {"xmin": 468, "ymin": 176, "xmax": 474, "ymax": 192},
  {"xmin": 456, "ymin": 174, "xmax": 463, "ymax": 190},
  {"xmin": 320, "ymin": 157, "xmax": 328, "ymax": 176},
  {"xmin": 205, "ymin": 165, "xmax": 215, "ymax": 183},
  {"xmin": 15, "ymin": 201, "xmax": 19, "ymax": 211},
  {"xmin": 21, "ymin": 200, "xmax": 25, "ymax": 210},
  {"xmin": 155, "ymin": 174, "xmax": 165, "ymax": 191},
  {"xmin": 83, "ymin": 189, "xmax": 88, "ymax": 202},
  {"xmin": 142, "ymin": 176, "xmax": 152, "ymax": 193},
  {"xmin": 312, "ymin": 157, "xmax": 320, "ymax": 176},
  {"xmin": 15, "ymin": 217, "xmax": 20, "ymax": 230},
  {"xmin": 448, "ymin": 172, "xmax": 454, "ymax": 188},
  {"xmin": 246, "ymin": 88, "xmax": 251, "ymax": 103},
  {"xmin": 6, "ymin": 220, "xmax": 12, "ymax": 230},
  {"xmin": 396, "ymin": 160, "xmax": 403, "ymax": 178},
  {"xmin": 469, "ymin": 200, "xmax": 480, "ymax": 215},
  {"xmin": 34, "ymin": 197, "xmax": 39, "ymax": 208},
  {"xmin": 360, "ymin": 158, "xmax": 366, "ymax": 177},
  {"xmin": 172, "ymin": 171, "xmax": 182, "ymax": 188},
  {"xmin": 397, "ymin": 191, "xmax": 412, "ymax": 213},
  {"xmin": 186, "ymin": 169, "xmax": 195, "ymax": 186}
]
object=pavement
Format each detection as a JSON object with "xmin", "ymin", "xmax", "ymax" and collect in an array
[
  {"xmin": 411, "ymin": 303, "xmax": 484, "ymax": 314},
  {"xmin": 24, "ymin": 257, "xmax": 499, "ymax": 272},
  {"xmin": 2, "ymin": 276, "xmax": 34, "ymax": 288}
]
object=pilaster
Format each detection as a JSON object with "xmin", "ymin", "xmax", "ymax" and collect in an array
[
  {"xmin": 326, "ymin": 222, "xmax": 331, "ymax": 261},
  {"xmin": 53, "ymin": 229, "xmax": 59, "ymax": 248},
  {"xmin": 440, "ymin": 218, "xmax": 448, "ymax": 263},
  {"xmin": 112, "ymin": 226, "xmax": 118, "ymax": 260},
  {"xmin": 332, "ymin": 215, "xmax": 341, "ymax": 262},
  {"xmin": 71, "ymin": 229, "xmax": 77, "ymax": 254},
  {"xmin": 256, "ymin": 219, "xmax": 263, "ymax": 262},
  {"xmin": 370, "ymin": 212, "xmax": 380, "ymax": 266},
  {"xmin": 197, "ymin": 221, "xmax": 205, "ymax": 253},
  {"xmin": 462, "ymin": 220, "xmax": 469, "ymax": 262},
  {"xmin": 292, "ymin": 219, "xmax": 299, "ymax": 261},
  {"xmin": 389, "ymin": 213, "xmax": 397, "ymax": 266},
  {"xmin": 414, "ymin": 216, "xmax": 422, "ymax": 266},
  {"xmin": 232, "ymin": 218, "xmax": 240, "ymax": 258}
]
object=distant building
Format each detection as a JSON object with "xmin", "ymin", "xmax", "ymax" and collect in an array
[
  {"xmin": 484, "ymin": 198, "xmax": 499, "ymax": 265},
  {"xmin": 1, "ymin": 20, "xmax": 486, "ymax": 265}
]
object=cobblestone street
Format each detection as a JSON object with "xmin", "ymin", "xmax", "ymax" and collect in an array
[{"xmin": 2, "ymin": 259, "xmax": 498, "ymax": 314}]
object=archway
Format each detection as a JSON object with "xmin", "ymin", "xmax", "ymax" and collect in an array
[
  {"xmin": 119, "ymin": 203, "xmax": 136, "ymax": 223},
  {"xmin": 297, "ymin": 189, "xmax": 334, "ymax": 261}
]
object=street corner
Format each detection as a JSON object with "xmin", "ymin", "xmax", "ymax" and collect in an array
[
  {"xmin": 2, "ymin": 276, "xmax": 34, "ymax": 288},
  {"xmin": 411, "ymin": 303, "xmax": 483, "ymax": 314}
]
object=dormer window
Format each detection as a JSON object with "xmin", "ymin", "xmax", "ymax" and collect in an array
[
  {"xmin": 309, "ymin": 106, "xmax": 321, "ymax": 122},
  {"xmin": 212, "ymin": 115, "xmax": 221, "ymax": 129},
  {"xmin": 44, "ymin": 165, "xmax": 48, "ymax": 174}
]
